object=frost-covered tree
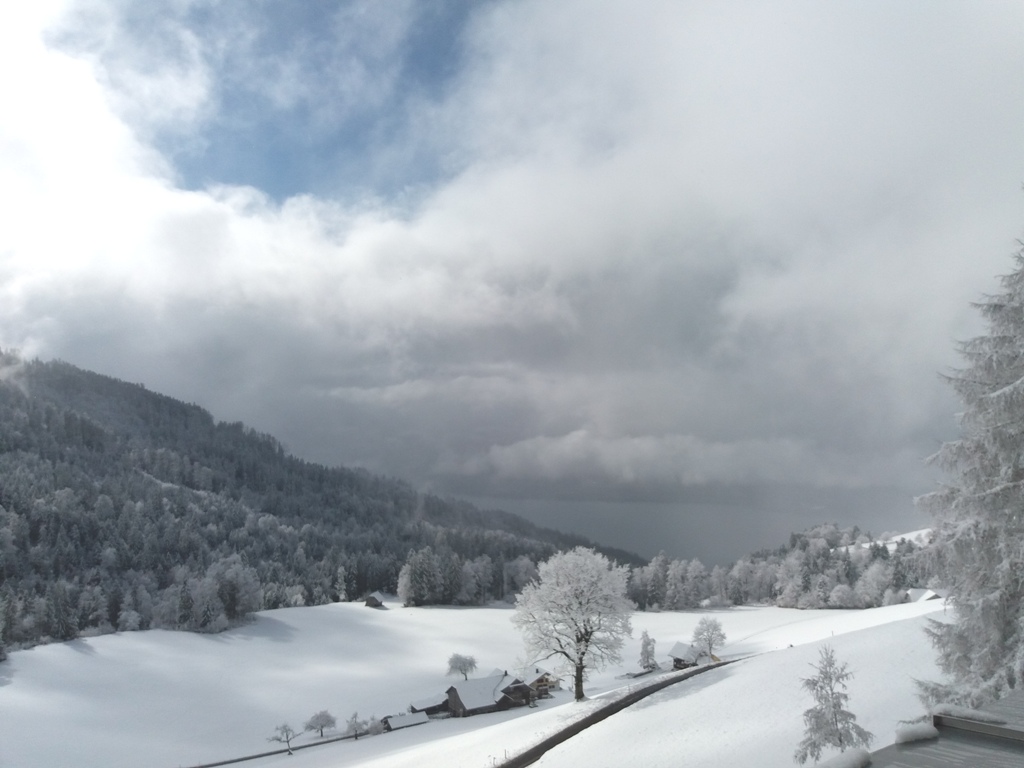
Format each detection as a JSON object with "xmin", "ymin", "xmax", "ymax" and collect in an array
[
  {"xmin": 512, "ymin": 547, "xmax": 633, "ymax": 701},
  {"xmin": 503, "ymin": 555, "xmax": 538, "ymax": 601},
  {"xmin": 916, "ymin": 247, "xmax": 1024, "ymax": 706},
  {"xmin": 639, "ymin": 629, "xmax": 657, "ymax": 671},
  {"xmin": 345, "ymin": 712, "xmax": 367, "ymax": 740},
  {"xmin": 397, "ymin": 547, "xmax": 442, "ymax": 606},
  {"xmin": 46, "ymin": 581, "xmax": 78, "ymax": 641},
  {"xmin": 853, "ymin": 561, "xmax": 891, "ymax": 608},
  {"xmin": 267, "ymin": 723, "xmax": 299, "ymax": 754},
  {"xmin": 691, "ymin": 617, "xmax": 726, "ymax": 661},
  {"xmin": 794, "ymin": 645, "xmax": 873, "ymax": 764},
  {"xmin": 646, "ymin": 552, "xmax": 669, "ymax": 608},
  {"xmin": 304, "ymin": 710, "xmax": 336, "ymax": 738},
  {"xmin": 662, "ymin": 559, "xmax": 686, "ymax": 610},
  {"xmin": 447, "ymin": 652, "xmax": 478, "ymax": 680},
  {"xmin": 333, "ymin": 565, "xmax": 348, "ymax": 602},
  {"xmin": 366, "ymin": 715, "xmax": 385, "ymax": 735},
  {"xmin": 683, "ymin": 559, "xmax": 709, "ymax": 608}
]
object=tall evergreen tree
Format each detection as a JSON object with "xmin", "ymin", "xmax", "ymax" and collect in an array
[
  {"xmin": 794, "ymin": 645, "xmax": 873, "ymax": 764},
  {"xmin": 917, "ymin": 246, "xmax": 1024, "ymax": 706},
  {"xmin": 47, "ymin": 581, "xmax": 78, "ymax": 641}
]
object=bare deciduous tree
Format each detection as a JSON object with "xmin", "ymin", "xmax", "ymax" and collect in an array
[
  {"xmin": 447, "ymin": 653, "xmax": 478, "ymax": 680},
  {"xmin": 267, "ymin": 723, "xmax": 299, "ymax": 755}
]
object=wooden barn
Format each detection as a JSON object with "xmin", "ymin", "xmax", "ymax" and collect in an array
[
  {"xmin": 364, "ymin": 591, "xmax": 386, "ymax": 608},
  {"xmin": 446, "ymin": 673, "xmax": 532, "ymax": 717},
  {"xmin": 409, "ymin": 692, "xmax": 449, "ymax": 717},
  {"xmin": 667, "ymin": 641, "xmax": 717, "ymax": 669}
]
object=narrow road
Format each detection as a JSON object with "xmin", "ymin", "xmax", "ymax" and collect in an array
[{"xmin": 498, "ymin": 660, "xmax": 736, "ymax": 768}]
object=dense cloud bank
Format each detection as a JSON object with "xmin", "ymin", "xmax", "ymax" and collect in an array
[{"xmin": 1, "ymin": 3, "xmax": 1022, "ymax": 556}]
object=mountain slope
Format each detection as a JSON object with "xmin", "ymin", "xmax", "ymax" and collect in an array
[{"xmin": 0, "ymin": 352, "xmax": 640, "ymax": 650}]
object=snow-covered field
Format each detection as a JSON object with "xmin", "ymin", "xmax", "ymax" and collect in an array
[{"xmin": 0, "ymin": 598, "xmax": 948, "ymax": 768}]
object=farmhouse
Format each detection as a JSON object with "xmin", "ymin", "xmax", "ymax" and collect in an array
[
  {"xmin": 523, "ymin": 667, "xmax": 561, "ymax": 698},
  {"xmin": 446, "ymin": 673, "xmax": 532, "ymax": 717}
]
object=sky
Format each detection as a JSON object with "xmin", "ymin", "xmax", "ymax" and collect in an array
[{"xmin": 1, "ymin": 1, "xmax": 1022, "ymax": 564}]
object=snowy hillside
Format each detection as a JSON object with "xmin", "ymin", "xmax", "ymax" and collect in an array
[{"xmin": 0, "ymin": 598, "xmax": 947, "ymax": 768}]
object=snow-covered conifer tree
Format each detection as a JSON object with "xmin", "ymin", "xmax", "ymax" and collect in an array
[
  {"xmin": 46, "ymin": 581, "xmax": 78, "ymax": 641},
  {"xmin": 794, "ymin": 645, "xmax": 873, "ymax": 764},
  {"xmin": 917, "ymin": 246, "xmax": 1024, "ymax": 706},
  {"xmin": 639, "ymin": 629, "xmax": 657, "ymax": 671}
]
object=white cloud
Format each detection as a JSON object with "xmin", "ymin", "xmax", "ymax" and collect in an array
[
  {"xmin": 455, "ymin": 429, "xmax": 924, "ymax": 490},
  {"xmin": 0, "ymin": 0, "xmax": 1021, "ymax": 500}
]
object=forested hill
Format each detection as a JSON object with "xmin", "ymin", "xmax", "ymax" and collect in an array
[{"xmin": 0, "ymin": 352, "xmax": 640, "ymax": 652}]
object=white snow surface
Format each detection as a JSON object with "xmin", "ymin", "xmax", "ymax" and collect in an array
[
  {"xmin": 894, "ymin": 722, "xmax": 940, "ymax": 743},
  {"xmin": 815, "ymin": 747, "xmax": 872, "ymax": 768},
  {"xmin": 931, "ymin": 703, "xmax": 1007, "ymax": 723},
  {"xmin": 0, "ymin": 597, "xmax": 948, "ymax": 768}
]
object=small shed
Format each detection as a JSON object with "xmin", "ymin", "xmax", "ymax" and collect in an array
[
  {"xmin": 409, "ymin": 692, "xmax": 449, "ymax": 717},
  {"xmin": 446, "ymin": 673, "xmax": 531, "ymax": 717},
  {"xmin": 382, "ymin": 711, "xmax": 430, "ymax": 732},
  {"xmin": 668, "ymin": 641, "xmax": 717, "ymax": 669},
  {"xmin": 364, "ymin": 591, "xmax": 386, "ymax": 608}
]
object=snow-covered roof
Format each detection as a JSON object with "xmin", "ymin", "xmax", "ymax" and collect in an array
[
  {"xmin": 447, "ymin": 674, "xmax": 518, "ymax": 711},
  {"xmin": 523, "ymin": 666, "xmax": 556, "ymax": 686},
  {"xmin": 410, "ymin": 692, "xmax": 447, "ymax": 710},
  {"xmin": 905, "ymin": 588, "xmax": 945, "ymax": 603},
  {"xmin": 870, "ymin": 689, "xmax": 1024, "ymax": 767},
  {"xmin": 667, "ymin": 641, "xmax": 701, "ymax": 661},
  {"xmin": 383, "ymin": 711, "xmax": 429, "ymax": 730}
]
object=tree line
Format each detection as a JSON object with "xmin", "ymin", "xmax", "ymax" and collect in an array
[
  {"xmin": 626, "ymin": 522, "xmax": 927, "ymax": 612},
  {"xmin": 0, "ymin": 353, "xmax": 627, "ymax": 654}
]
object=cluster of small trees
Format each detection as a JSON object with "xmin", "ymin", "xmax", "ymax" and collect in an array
[
  {"xmin": 397, "ymin": 547, "xmax": 538, "ymax": 607},
  {"xmin": 268, "ymin": 709, "xmax": 385, "ymax": 754},
  {"xmin": 627, "ymin": 524, "xmax": 924, "ymax": 613}
]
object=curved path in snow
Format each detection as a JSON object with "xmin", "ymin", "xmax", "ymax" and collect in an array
[{"xmin": 497, "ymin": 661, "xmax": 735, "ymax": 768}]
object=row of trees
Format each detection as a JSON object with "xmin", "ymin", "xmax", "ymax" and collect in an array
[
  {"xmin": 390, "ymin": 521, "xmax": 926, "ymax": 615},
  {"xmin": 627, "ymin": 523, "xmax": 925, "ymax": 614},
  {"xmin": 396, "ymin": 547, "xmax": 539, "ymax": 606},
  {"xmin": 268, "ymin": 709, "xmax": 385, "ymax": 754}
]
